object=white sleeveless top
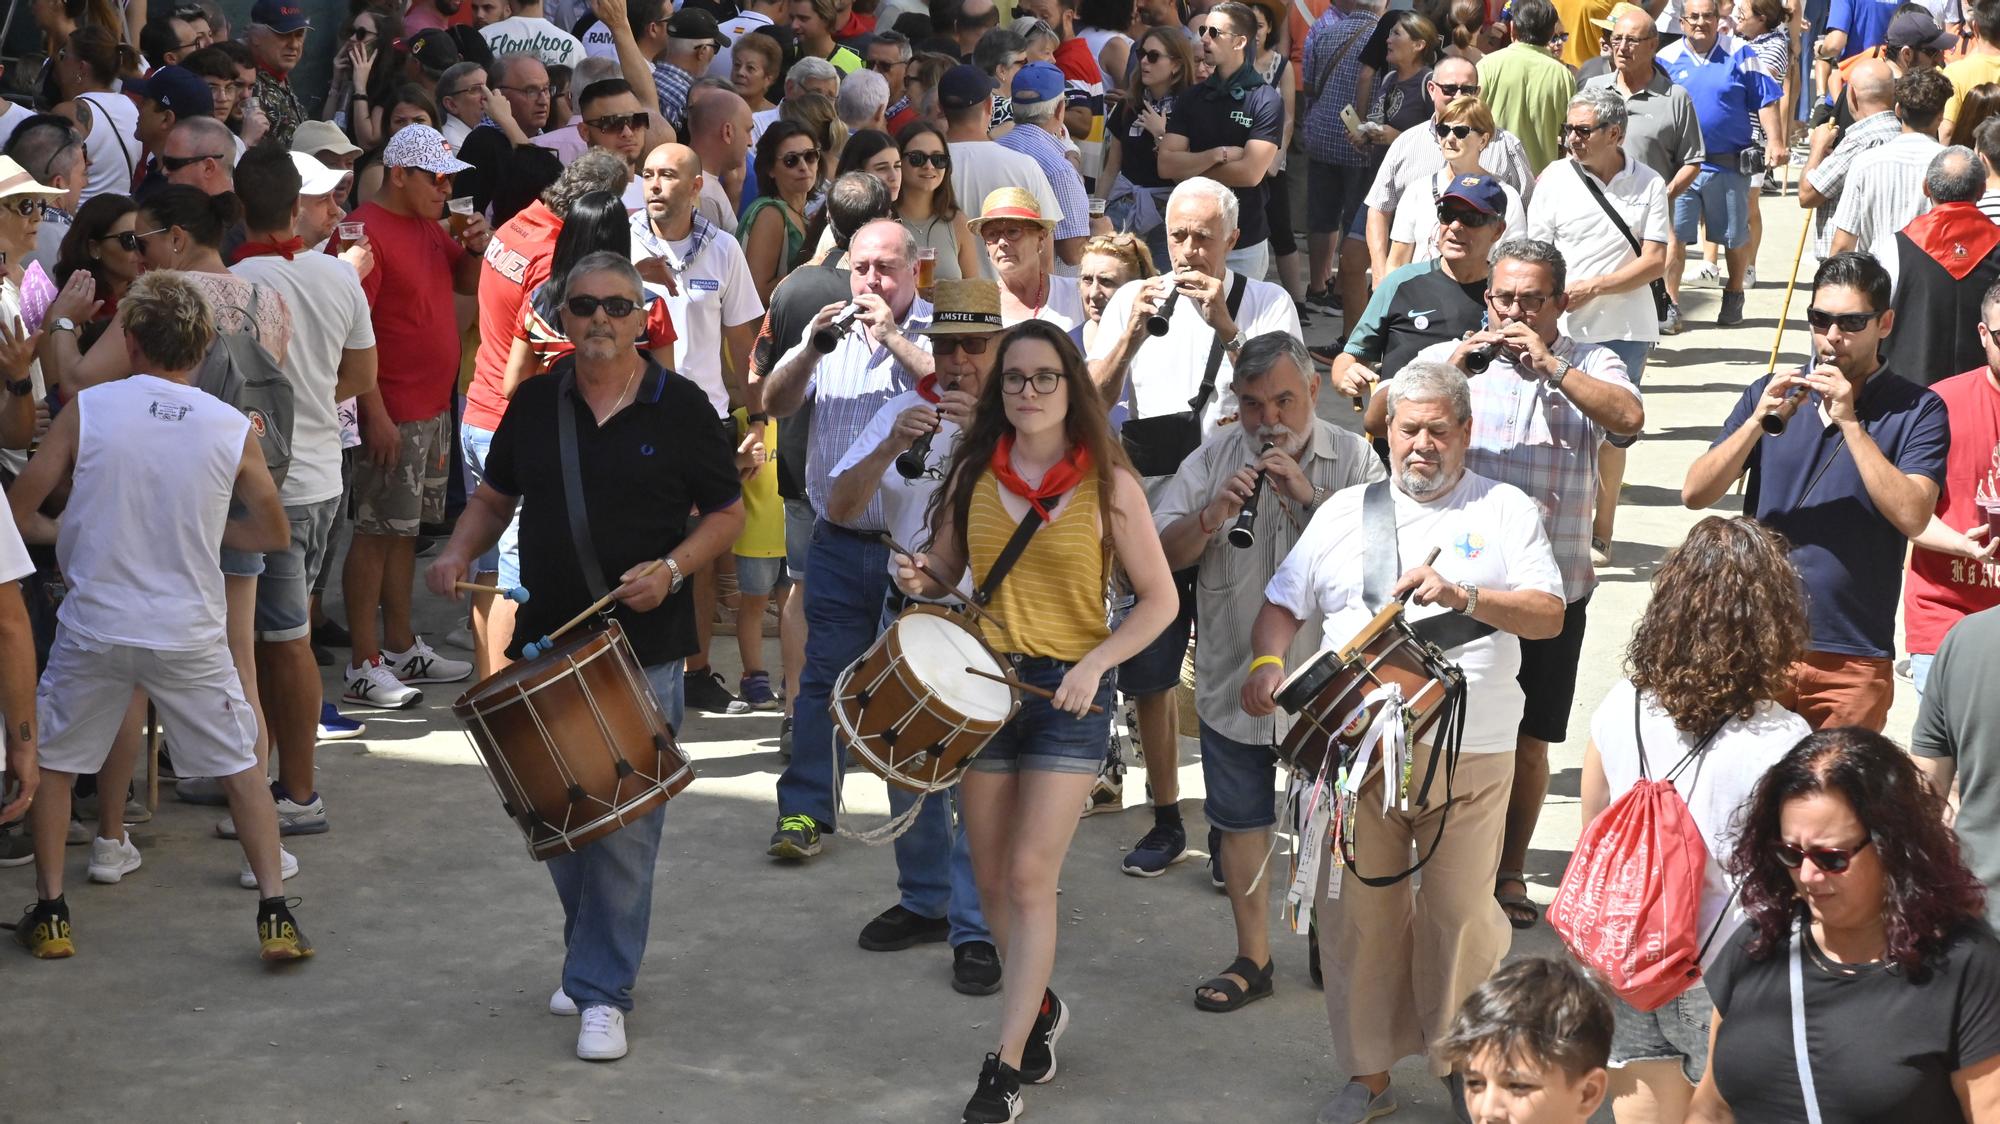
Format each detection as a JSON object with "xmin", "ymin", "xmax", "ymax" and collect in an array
[
  {"xmin": 1080, "ymin": 27, "xmax": 1130, "ymax": 66},
  {"xmin": 58, "ymin": 375, "xmax": 247, "ymax": 650},
  {"xmin": 75, "ymin": 92, "xmax": 140, "ymax": 204}
]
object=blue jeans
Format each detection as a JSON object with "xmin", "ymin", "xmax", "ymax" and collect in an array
[
  {"xmin": 1671, "ymin": 168, "xmax": 1752, "ymax": 248},
  {"xmin": 1911, "ymin": 652, "xmax": 1935, "ymax": 697},
  {"xmin": 460, "ymin": 421, "xmax": 522, "ymax": 589},
  {"xmin": 545, "ymin": 659, "xmax": 684, "ymax": 1013},
  {"xmin": 776, "ymin": 522, "xmax": 889, "ymax": 826},
  {"xmin": 1597, "ymin": 338, "xmax": 1653, "ymax": 450}
]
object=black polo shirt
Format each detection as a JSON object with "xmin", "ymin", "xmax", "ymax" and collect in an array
[
  {"xmin": 1343, "ymin": 258, "xmax": 1488, "ymax": 378},
  {"xmin": 483, "ymin": 359, "xmax": 743, "ymax": 666},
  {"xmin": 1165, "ymin": 64, "xmax": 1284, "ymax": 247}
]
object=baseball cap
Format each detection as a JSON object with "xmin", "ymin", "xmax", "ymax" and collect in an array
[
  {"xmin": 290, "ymin": 151, "xmax": 349, "ymax": 197},
  {"xmin": 938, "ymin": 63, "xmax": 997, "ymax": 109},
  {"xmin": 290, "ymin": 120, "xmax": 361, "ymax": 157},
  {"xmin": 250, "ymin": 0, "xmax": 310, "ymax": 33},
  {"xmin": 1886, "ymin": 9, "xmax": 1954, "ymax": 50},
  {"xmin": 125, "ymin": 65, "xmax": 215, "ymax": 118},
  {"xmin": 407, "ymin": 27, "xmax": 462, "ymax": 75},
  {"xmin": 1439, "ymin": 172, "xmax": 1507, "ymax": 216},
  {"xmin": 1010, "ymin": 60, "xmax": 1064, "ymax": 105},
  {"xmin": 667, "ymin": 8, "xmax": 732, "ymax": 48},
  {"xmin": 383, "ymin": 124, "xmax": 474, "ymax": 174}
]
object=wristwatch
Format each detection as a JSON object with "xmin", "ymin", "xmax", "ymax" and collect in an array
[
  {"xmin": 4, "ymin": 377, "xmax": 29, "ymax": 398},
  {"xmin": 49, "ymin": 317, "xmax": 75, "ymax": 334},
  {"xmin": 1222, "ymin": 330, "xmax": 1244, "ymax": 356},
  {"xmin": 1457, "ymin": 582, "xmax": 1480, "ymax": 614},
  {"xmin": 664, "ymin": 556, "xmax": 684, "ymax": 593},
  {"xmin": 1546, "ymin": 357, "xmax": 1572, "ymax": 391}
]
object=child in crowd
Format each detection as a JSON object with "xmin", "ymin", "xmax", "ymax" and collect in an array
[{"xmin": 1438, "ymin": 957, "xmax": 1614, "ymax": 1124}]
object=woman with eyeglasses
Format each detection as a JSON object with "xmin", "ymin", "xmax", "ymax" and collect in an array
[
  {"xmin": 896, "ymin": 120, "xmax": 981, "ymax": 282},
  {"xmin": 352, "ymin": 86, "xmax": 440, "ymax": 207},
  {"xmin": 1385, "ymin": 97, "xmax": 1524, "ymax": 271},
  {"xmin": 50, "ymin": 26, "xmax": 142, "ymax": 208},
  {"xmin": 1576, "ymin": 515, "xmax": 1812, "ymax": 1124},
  {"xmin": 889, "ymin": 321, "xmax": 1174, "ymax": 1123},
  {"xmin": 1685, "ymin": 725, "xmax": 2000, "ymax": 1124},
  {"xmin": 54, "ymin": 194, "xmax": 141, "ymax": 323},
  {"xmin": 971, "ymin": 188, "xmax": 1086, "ymax": 332},
  {"xmin": 508, "ymin": 191, "xmax": 676, "ymax": 382},
  {"xmin": 740, "ymin": 121, "xmax": 824, "ymax": 305},
  {"xmin": 1098, "ymin": 26, "xmax": 1196, "ymax": 265}
]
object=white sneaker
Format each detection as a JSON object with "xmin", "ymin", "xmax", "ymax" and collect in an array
[
  {"xmin": 344, "ymin": 655, "xmax": 423, "ymax": 709},
  {"xmin": 576, "ymin": 1005, "xmax": 628, "ymax": 1061},
  {"xmin": 239, "ymin": 845, "xmax": 300, "ymax": 889},
  {"xmin": 1684, "ymin": 260, "xmax": 1722, "ymax": 288},
  {"xmin": 384, "ymin": 637, "xmax": 472, "ymax": 685},
  {"xmin": 87, "ymin": 835, "xmax": 142, "ymax": 883},
  {"xmin": 1744, "ymin": 266, "xmax": 1758, "ymax": 288},
  {"xmin": 217, "ymin": 791, "xmax": 329, "ymax": 838},
  {"xmin": 550, "ymin": 987, "xmax": 578, "ymax": 1016}
]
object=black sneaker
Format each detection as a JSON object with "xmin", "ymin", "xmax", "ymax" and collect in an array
[
  {"xmin": 767, "ymin": 814, "xmax": 823, "ymax": 860},
  {"xmin": 257, "ymin": 896, "xmax": 314, "ymax": 962},
  {"xmin": 953, "ymin": 939, "xmax": 1003, "ymax": 995},
  {"xmin": 0, "ymin": 821, "xmax": 33, "ymax": 868},
  {"xmin": 1120, "ymin": 820, "xmax": 1187, "ymax": 876},
  {"xmin": 1719, "ymin": 288, "xmax": 1746, "ymax": 326},
  {"xmin": 13, "ymin": 898, "xmax": 73, "ymax": 959},
  {"xmin": 684, "ymin": 667, "xmax": 745, "ymax": 714},
  {"xmin": 313, "ymin": 619, "xmax": 351, "ymax": 648},
  {"xmin": 778, "ymin": 716, "xmax": 793, "ymax": 759},
  {"xmin": 858, "ymin": 903, "xmax": 949, "ymax": 951},
  {"xmin": 1017, "ymin": 988, "xmax": 1069, "ymax": 1084},
  {"xmin": 962, "ymin": 1053, "xmax": 1023, "ymax": 1123}
]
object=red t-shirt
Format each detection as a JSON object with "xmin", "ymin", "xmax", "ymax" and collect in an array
[
  {"xmin": 464, "ymin": 200, "xmax": 563, "ymax": 431},
  {"xmin": 1904, "ymin": 367, "xmax": 2000, "ymax": 654},
  {"xmin": 354, "ymin": 201, "xmax": 467, "ymax": 424},
  {"xmin": 835, "ymin": 11, "xmax": 875, "ymax": 40}
]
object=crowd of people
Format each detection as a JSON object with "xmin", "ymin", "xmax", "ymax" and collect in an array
[{"xmin": 0, "ymin": 0, "xmax": 1998, "ymax": 1119}]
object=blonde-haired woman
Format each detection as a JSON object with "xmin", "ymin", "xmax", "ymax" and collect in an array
[{"xmin": 1386, "ymin": 97, "xmax": 1524, "ymax": 270}]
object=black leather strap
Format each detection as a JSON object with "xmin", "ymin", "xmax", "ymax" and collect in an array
[
  {"xmin": 973, "ymin": 508, "xmax": 1046, "ymax": 606},
  {"xmin": 1190, "ymin": 273, "xmax": 1251, "ymax": 418},
  {"xmin": 555, "ymin": 364, "xmax": 610, "ymax": 602}
]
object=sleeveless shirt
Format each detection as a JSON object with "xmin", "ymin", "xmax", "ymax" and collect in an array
[{"xmin": 966, "ymin": 470, "xmax": 1109, "ymax": 662}]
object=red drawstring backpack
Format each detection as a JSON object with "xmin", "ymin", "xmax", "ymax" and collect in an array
[{"xmin": 1549, "ymin": 693, "xmax": 1732, "ymax": 1012}]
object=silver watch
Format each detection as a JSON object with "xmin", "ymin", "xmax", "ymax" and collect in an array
[
  {"xmin": 1457, "ymin": 581, "xmax": 1479, "ymax": 614},
  {"xmin": 664, "ymin": 556, "xmax": 684, "ymax": 593},
  {"xmin": 1547, "ymin": 357, "xmax": 1572, "ymax": 390}
]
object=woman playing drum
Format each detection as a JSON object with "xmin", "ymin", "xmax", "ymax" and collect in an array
[{"xmin": 891, "ymin": 320, "xmax": 1176, "ymax": 1123}]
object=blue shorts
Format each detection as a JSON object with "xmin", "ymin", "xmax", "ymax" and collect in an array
[
  {"xmin": 1199, "ymin": 720, "xmax": 1280, "ymax": 832},
  {"xmin": 1671, "ymin": 168, "xmax": 1751, "ymax": 248},
  {"xmin": 219, "ymin": 547, "xmax": 265, "ymax": 577},
  {"xmin": 969, "ymin": 655, "xmax": 1116, "ymax": 775},
  {"xmin": 736, "ymin": 554, "xmax": 784, "ymax": 597},
  {"xmin": 254, "ymin": 498, "xmax": 339, "ymax": 642},
  {"xmin": 460, "ymin": 421, "xmax": 521, "ymax": 589},
  {"xmin": 784, "ymin": 497, "xmax": 814, "ymax": 581},
  {"xmin": 1116, "ymin": 569, "xmax": 1194, "ymax": 696},
  {"xmin": 1597, "ymin": 338, "xmax": 1652, "ymax": 449}
]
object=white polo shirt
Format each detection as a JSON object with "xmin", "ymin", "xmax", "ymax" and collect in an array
[
  {"xmin": 831, "ymin": 385, "xmax": 973, "ymax": 598},
  {"xmin": 631, "ymin": 211, "xmax": 765, "ymax": 417},
  {"xmin": 1525, "ymin": 154, "xmax": 1669, "ymax": 345}
]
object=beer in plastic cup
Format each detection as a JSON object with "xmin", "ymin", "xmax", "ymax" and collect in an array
[
  {"xmin": 448, "ymin": 197, "xmax": 475, "ymax": 237},
  {"xmin": 917, "ymin": 246, "xmax": 938, "ymax": 291},
  {"xmin": 335, "ymin": 221, "xmax": 365, "ymax": 252}
]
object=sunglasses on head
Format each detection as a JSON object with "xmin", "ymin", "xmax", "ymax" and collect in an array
[
  {"xmin": 160, "ymin": 152, "xmax": 225, "ymax": 172},
  {"xmin": 566, "ymin": 294, "xmax": 641, "ymax": 318},
  {"xmin": 1774, "ymin": 837, "xmax": 1871, "ymax": 873},
  {"xmin": 1433, "ymin": 122, "xmax": 1479, "ymax": 139},
  {"xmin": 1806, "ymin": 307, "xmax": 1882, "ymax": 332},
  {"xmin": 584, "ymin": 110, "xmax": 649, "ymax": 133},
  {"xmin": 905, "ymin": 150, "xmax": 949, "ymax": 169},
  {"xmin": 932, "ymin": 335, "xmax": 991, "ymax": 354},
  {"xmin": 1434, "ymin": 81, "xmax": 1479, "ymax": 96},
  {"xmin": 781, "ymin": 148, "xmax": 821, "ymax": 169},
  {"xmin": 98, "ymin": 230, "xmax": 142, "ymax": 251}
]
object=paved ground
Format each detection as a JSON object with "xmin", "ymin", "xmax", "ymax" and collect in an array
[{"xmin": 0, "ymin": 196, "xmax": 1923, "ymax": 1123}]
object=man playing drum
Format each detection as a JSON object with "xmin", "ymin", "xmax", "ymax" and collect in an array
[
  {"xmin": 1241, "ymin": 360, "xmax": 1564, "ymax": 1124},
  {"xmin": 826, "ymin": 278, "xmax": 1007, "ymax": 996},
  {"xmin": 1150, "ymin": 332, "xmax": 1383, "ymax": 1014},
  {"xmin": 426, "ymin": 252, "xmax": 744, "ymax": 1063}
]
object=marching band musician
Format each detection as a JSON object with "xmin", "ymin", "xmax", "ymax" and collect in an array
[
  {"xmin": 1241, "ymin": 360, "xmax": 1564, "ymax": 1124},
  {"xmin": 426, "ymin": 252, "xmax": 744, "ymax": 1064},
  {"xmin": 825, "ymin": 278, "xmax": 1007, "ymax": 996},
  {"xmin": 1149, "ymin": 332, "xmax": 1383, "ymax": 1014}
]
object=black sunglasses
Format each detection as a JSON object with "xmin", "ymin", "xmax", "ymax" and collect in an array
[
  {"xmin": 160, "ymin": 151, "xmax": 225, "ymax": 172},
  {"xmin": 933, "ymin": 335, "xmax": 991, "ymax": 355},
  {"xmin": 1434, "ymin": 81, "xmax": 1479, "ymax": 96},
  {"xmin": 1563, "ymin": 122, "xmax": 1600, "ymax": 138},
  {"xmin": 905, "ymin": 150, "xmax": 949, "ymax": 169},
  {"xmin": 1774, "ymin": 837, "xmax": 1871, "ymax": 873},
  {"xmin": 566, "ymin": 295, "xmax": 642, "ymax": 318},
  {"xmin": 1438, "ymin": 204, "xmax": 1499, "ymax": 227},
  {"xmin": 1197, "ymin": 23, "xmax": 1239, "ymax": 38},
  {"xmin": 780, "ymin": 148, "xmax": 821, "ymax": 169},
  {"xmin": 584, "ymin": 111, "xmax": 649, "ymax": 133},
  {"xmin": 866, "ymin": 57, "xmax": 902, "ymax": 72},
  {"xmin": 3, "ymin": 198, "xmax": 47, "ymax": 217},
  {"xmin": 98, "ymin": 230, "xmax": 142, "ymax": 251},
  {"xmin": 1433, "ymin": 122, "xmax": 1480, "ymax": 139},
  {"xmin": 1806, "ymin": 307, "xmax": 1882, "ymax": 332},
  {"xmin": 1140, "ymin": 48, "xmax": 1170, "ymax": 63}
]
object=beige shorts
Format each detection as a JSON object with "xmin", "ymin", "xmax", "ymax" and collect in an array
[
  {"xmin": 36, "ymin": 629, "xmax": 258, "ymax": 778},
  {"xmin": 351, "ymin": 410, "xmax": 450, "ymax": 537}
]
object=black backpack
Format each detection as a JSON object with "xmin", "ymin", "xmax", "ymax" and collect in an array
[{"xmin": 194, "ymin": 282, "xmax": 294, "ymax": 488}]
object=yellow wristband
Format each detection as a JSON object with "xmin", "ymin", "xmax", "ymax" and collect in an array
[{"xmin": 1248, "ymin": 655, "xmax": 1285, "ymax": 676}]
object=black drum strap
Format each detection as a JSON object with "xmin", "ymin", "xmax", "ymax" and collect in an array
[
  {"xmin": 973, "ymin": 509, "xmax": 1046, "ymax": 606},
  {"xmin": 556, "ymin": 364, "xmax": 610, "ymax": 602}
]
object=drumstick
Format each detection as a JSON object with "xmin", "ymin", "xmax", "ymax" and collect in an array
[
  {"xmin": 455, "ymin": 581, "xmax": 530, "ymax": 603},
  {"xmin": 522, "ymin": 560, "xmax": 662, "ymax": 659},
  {"xmin": 1396, "ymin": 547, "xmax": 1445, "ymax": 604},
  {"xmin": 963, "ymin": 666, "xmax": 1106, "ymax": 715},
  {"xmin": 877, "ymin": 533, "xmax": 1009, "ymax": 634}
]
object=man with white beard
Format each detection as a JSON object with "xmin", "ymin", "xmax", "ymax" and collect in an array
[{"xmin": 1149, "ymin": 331, "xmax": 1384, "ymax": 1014}]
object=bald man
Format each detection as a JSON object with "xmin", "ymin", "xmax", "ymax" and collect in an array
[
  {"xmin": 1801, "ymin": 59, "xmax": 1903, "ymax": 257},
  {"xmin": 687, "ymin": 85, "xmax": 755, "ymax": 229}
]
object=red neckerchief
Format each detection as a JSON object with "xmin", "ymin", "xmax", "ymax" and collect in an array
[
  {"xmin": 989, "ymin": 433, "xmax": 1092, "ymax": 521},
  {"xmin": 1901, "ymin": 201, "xmax": 2000, "ymax": 281},
  {"xmin": 915, "ymin": 373, "xmax": 942, "ymax": 403},
  {"xmin": 233, "ymin": 237, "xmax": 307, "ymax": 262}
]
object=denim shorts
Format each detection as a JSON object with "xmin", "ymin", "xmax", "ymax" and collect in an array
[
  {"xmin": 254, "ymin": 498, "xmax": 339, "ymax": 642},
  {"xmin": 736, "ymin": 554, "xmax": 784, "ymax": 597},
  {"xmin": 1596, "ymin": 338, "xmax": 1652, "ymax": 449},
  {"xmin": 220, "ymin": 546, "xmax": 265, "ymax": 577},
  {"xmin": 784, "ymin": 497, "xmax": 815, "ymax": 580},
  {"xmin": 460, "ymin": 421, "xmax": 521, "ymax": 589},
  {"xmin": 1116, "ymin": 568, "xmax": 1194, "ymax": 696},
  {"xmin": 969, "ymin": 655, "xmax": 1116, "ymax": 775},
  {"xmin": 1608, "ymin": 983, "xmax": 1712, "ymax": 1083},
  {"xmin": 1199, "ymin": 720, "xmax": 1279, "ymax": 832},
  {"xmin": 1671, "ymin": 167, "xmax": 1751, "ymax": 248}
]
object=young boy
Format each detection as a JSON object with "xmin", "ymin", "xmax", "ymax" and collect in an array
[{"xmin": 1438, "ymin": 957, "xmax": 1614, "ymax": 1124}]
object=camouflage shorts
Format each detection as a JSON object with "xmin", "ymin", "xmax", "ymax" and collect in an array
[{"xmin": 351, "ymin": 411, "xmax": 449, "ymax": 537}]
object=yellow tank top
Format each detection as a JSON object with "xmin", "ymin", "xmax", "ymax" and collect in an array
[{"xmin": 966, "ymin": 471, "xmax": 1110, "ymax": 662}]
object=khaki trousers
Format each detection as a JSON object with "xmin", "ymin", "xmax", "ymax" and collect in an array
[{"xmin": 1316, "ymin": 748, "xmax": 1515, "ymax": 1077}]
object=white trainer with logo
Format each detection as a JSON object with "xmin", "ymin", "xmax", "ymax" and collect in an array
[
  {"xmin": 344, "ymin": 654, "xmax": 423, "ymax": 709},
  {"xmin": 385, "ymin": 637, "xmax": 472, "ymax": 685},
  {"xmin": 576, "ymin": 1005, "xmax": 628, "ymax": 1061}
]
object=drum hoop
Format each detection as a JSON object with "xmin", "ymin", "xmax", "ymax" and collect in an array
[
  {"xmin": 832, "ymin": 697, "xmax": 968, "ymax": 794},
  {"xmin": 463, "ymin": 634, "xmax": 623, "ymax": 718},
  {"xmin": 884, "ymin": 605, "xmax": 1014, "ymax": 721}
]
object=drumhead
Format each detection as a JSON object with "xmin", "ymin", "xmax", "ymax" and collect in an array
[{"xmin": 894, "ymin": 612, "xmax": 1015, "ymax": 721}]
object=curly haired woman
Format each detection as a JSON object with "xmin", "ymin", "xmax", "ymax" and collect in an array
[{"xmin": 1579, "ymin": 515, "xmax": 1813, "ymax": 1124}]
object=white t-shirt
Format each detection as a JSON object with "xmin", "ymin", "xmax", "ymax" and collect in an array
[
  {"xmin": 699, "ymin": 173, "xmax": 739, "ymax": 232},
  {"xmin": 1526, "ymin": 154, "xmax": 1670, "ymax": 345},
  {"xmin": 751, "ymin": 106, "xmax": 781, "ymax": 146},
  {"xmin": 710, "ymin": 11, "xmax": 776, "ymax": 79},
  {"xmin": 631, "ymin": 213, "xmax": 764, "ymax": 416},
  {"xmin": 481, "ymin": 15, "xmax": 586, "ymax": 69},
  {"xmin": 232, "ymin": 253, "xmax": 377, "ymax": 507},
  {"xmin": 621, "ymin": 176, "xmax": 646, "ymax": 213},
  {"xmin": 1391, "ymin": 171, "xmax": 1526, "ymax": 264},
  {"xmin": 1264, "ymin": 470, "xmax": 1565, "ymax": 753},
  {"xmin": 1589, "ymin": 678, "xmax": 1810, "ymax": 969},
  {"xmin": 831, "ymin": 386, "xmax": 972, "ymax": 596},
  {"xmin": 0, "ymin": 101, "xmax": 37, "ymax": 150},
  {"xmin": 946, "ymin": 141, "xmax": 1067, "ymax": 280},
  {"xmin": 1004, "ymin": 273, "xmax": 1087, "ymax": 333},
  {"xmin": 443, "ymin": 115, "xmax": 477, "ymax": 153},
  {"xmin": 580, "ymin": 20, "xmax": 618, "ymax": 60}
]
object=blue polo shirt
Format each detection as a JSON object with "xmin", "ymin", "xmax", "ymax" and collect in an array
[
  {"xmin": 1719, "ymin": 366, "xmax": 1949, "ymax": 659},
  {"xmin": 1660, "ymin": 36, "xmax": 1781, "ymax": 168},
  {"xmin": 1827, "ymin": 0, "xmax": 1898, "ymax": 59}
]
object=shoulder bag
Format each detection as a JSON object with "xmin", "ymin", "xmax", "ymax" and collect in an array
[{"xmin": 1572, "ymin": 160, "xmax": 1672, "ymax": 321}]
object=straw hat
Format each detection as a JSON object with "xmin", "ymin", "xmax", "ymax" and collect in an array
[
  {"xmin": 968, "ymin": 186, "xmax": 1056, "ymax": 235},
  {"xmin": 0, "ymin": 157, "xmax": 62, "ymax": 203},
  {"xmin": 1591, "ymin": 1, "xmax": 1651, "ymax": 31},
  {"xmin": 925, "ymin": 279, "xmax": 1003, "ymax": 336}
]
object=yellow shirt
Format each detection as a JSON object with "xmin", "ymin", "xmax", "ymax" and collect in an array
[
  {"xmin": 967, "ymin": 471, "xmax": 1109, "ymax": 662},
  {"xmin": 1554, "ymin": 0, "xmax": 1618, "ymax": 68},
  {"xmin": 1943, "ymin": 53, "xmax": 2000, "ymax": 127},
  {"xmin": 733, "ymin": 418, "xmax": 784, "ymax": 559}
]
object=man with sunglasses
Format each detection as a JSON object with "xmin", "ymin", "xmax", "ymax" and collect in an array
[
  {"xmin": 1157, "ymin": 2, "xmax": 1283, "ymax": 280},
  {"xmin": 427, "ymin": 252, "xmax": 745, "ymax": 1062},
  {"xmin": 866, "ymin": 29, "xmax": 919, "ymax": 132},
  {"xmin": 576, "ymin": 77, "xmax": 656, "ymax": 210},
  {"xmin": 245, "ymin": 0, "xmax": 309, "ymax": 147},
  {"xmin": 127, "ymin": 66, "xmax": 216, "ymax": 200},
  {"xmin": 1684, "ymin": 251, "xmax": 1949, "ymax": 731}
]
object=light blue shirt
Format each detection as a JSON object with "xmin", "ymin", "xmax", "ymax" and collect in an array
[
  {"xmin": 794, "ymin": 298, "xmax": 935, "ymax": 528},
  {"xmin": 997, "ymin": 122, "xmax": 1091, "ymax": 241}
]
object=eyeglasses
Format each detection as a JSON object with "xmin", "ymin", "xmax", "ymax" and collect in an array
[
  {"xmin": 1433, "ymin": 81, "xmax": 1480, "ymax": 96},
  {"xmin": 1433, "ymin": 122, "xmax": 1480, "ymax": 139},
  {"xmin": 905, "ymin": 150, "xmax": 949, "ymax": 169},
  {"xmin": 1774, "ymin": 837, "xmax": 1872, "ymax": 873},
  {"xmin": 98, "ymin": 230, "xmax": 142, "ymax": 252},
  {"xmin": 3, "ymin": 198, "xmax": 47, "ymax": 217},
  {"xmin": 584, "ymin": 111, "xmax": 649, "ymax": 133},
  {"xmin": 1438, "ymin": 204, "xmax": 1499, "ymax": 227},
  {"xmin": 1608, "ymin": 33, "xmax": 1655, "ymax": 46},
  {"xmin": 1002, "ymin": 369, "xmax": 1063, "ymax": 394},
  {"xmin": 1806, "ymin": 307, "xmax": 1883, "ymax": 332},
  {"xmin": 932, "ymin": 335, "xmax": 992, "ymax": 354},
  {"xmin": 1563, "ymin": 122, "xmax": 1601, "ymax": 138},
  {"xmin": 866, "ymin": 57, "xmax": 903, "ymax": 72},
  {"xmin": 566, "ymin": 294, "xmax": 642, "ymax": 318},
  {"xmin": 1197, "ymin": 23, "xmax": 1241, "ymax": 39},
  {"xmin": 498, "ymin": 84, "xmax": 552, "ymax": 100},
  {"xmin": 1488, "ymin": 289, "xmax": 1552, "ymax": 312},
  {"xmin": 160, "ymin": 152, "xmax": 225, "ymax": 172},
  {"xmin": 780, "ymin": 148, "xmax": 821, "ymax": 169},
  {"xmin": 129, "ymin": 226, "xmax": 170, "ymax": 252},
  {"xmin": 1140, "ymin": 48, "xmax": 1170, "ymax": 63}
]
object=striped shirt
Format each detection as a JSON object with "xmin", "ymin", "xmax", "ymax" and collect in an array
[
  {"xmin": 653, "ymin": 62, "xmax": 694, "ymax": 133},
  {"xmin": 997, "ymin": 122, "xmax": 1092, "ymax": 242},
  {"xmin": 1804, "ymin": 109, "xmax": 1903, "ymax": 258},
  {"xmin": 798, "ymin": 299, "xmax": 935, "ymax": 527},
  {"xmin": 1301, "ymin": 7, "xmax": 1378, "ymax": 167},
  {"xmin": 970, "ymin": 471, "xmax": 1108, "ymax": 661},
  {"xmin": 1978, "ymin": 188, "xmax": 2000, "ymax": 225},
  {"xmin": 1832, "ymin": 131, "xmax": 1945, "ymax": 293},
  {"xmin": 1415, "ymin": 335, "xmax": 1639, "ymax": 600}
]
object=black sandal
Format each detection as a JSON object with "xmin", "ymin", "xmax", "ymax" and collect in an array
[{"xmin": 1194, "ymin": 956, "xmax": 1275, "ymax": 1013}]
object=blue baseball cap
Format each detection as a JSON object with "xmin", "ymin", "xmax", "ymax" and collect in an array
[
  {"xmin": 126, "ymin": 65, "xmax": 215, "ymax": 118},
  {"xmin": 250, "ymin": 0, "xmax": 311, "ymax": 32},
  {"xmin": 1010, "ymin": 60, "xmax": 1065, "ymax": 105},
  {"xmin": 1440, "ymin": 172, "xmax": 1507, "ymax": 216}
]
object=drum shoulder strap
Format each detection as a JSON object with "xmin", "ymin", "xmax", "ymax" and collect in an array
[
  {"xmin": 974, "ymin": 508, "xmax": 1046, "ymax": 606},
  {"xmin": 555, "ymin": 364, "xmax": 611, "ymax": 602}
]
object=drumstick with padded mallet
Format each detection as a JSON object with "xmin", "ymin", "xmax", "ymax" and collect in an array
[
  {"xmin": 521, "ymin": 560, "xmax": 663, "ymax": 659},
  {"xmin": 961, "ymin": 666, "xmax": 1107, "ymax": 715},
  {"xmin": 454, "ymin": 581, "xmax": 530, "ymax": 603}
]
